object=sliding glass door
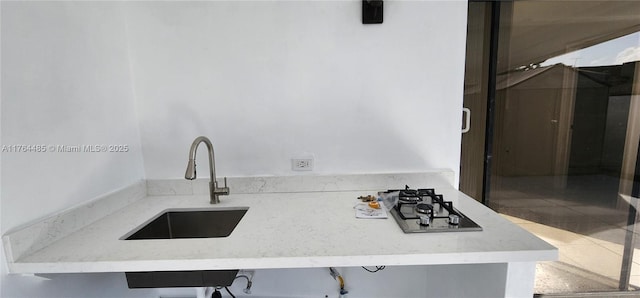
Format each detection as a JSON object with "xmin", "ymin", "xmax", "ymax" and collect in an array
[{"xmin": 461, "ymin": 1, "xmax": 640, "ymax": 295}]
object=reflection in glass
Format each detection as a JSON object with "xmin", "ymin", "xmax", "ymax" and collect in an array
[{"xmin": 467, "ymin": 0, "xmax": 640, "ymax": 294}]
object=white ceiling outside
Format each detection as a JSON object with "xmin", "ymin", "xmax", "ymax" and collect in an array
[{"xmin": 499, "ymin": 1, "xmax": 640, "ymax": 72}]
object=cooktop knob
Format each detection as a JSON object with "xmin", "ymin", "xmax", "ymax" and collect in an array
[
  {"xmin": 418, "ymin": 215, "xmax": 430, "ymax": 226},
  {"xmin": 448, "ymin": 214, "xmax": 460, "ymax": 225}
]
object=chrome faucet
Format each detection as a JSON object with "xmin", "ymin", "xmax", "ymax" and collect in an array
[{"xmin": 185, "ymin": 136, "xmax": 229, "ymax": 204}]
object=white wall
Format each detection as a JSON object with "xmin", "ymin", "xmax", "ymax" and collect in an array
[
  {"xmin": 0, "ymin": 1, "xmax": 146, "ymax": 235},
  {"xmin": 0, "ymin": 2, "xmax": 153, "ymax": 297},
  {"xmin": 124, "ymin": 1, "xmax": 468, "ymax": 180}
]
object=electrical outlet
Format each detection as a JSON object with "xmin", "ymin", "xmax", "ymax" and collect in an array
[{"xmin": 292, "ymin": 158, "xmax": 314, "ymax": 171}]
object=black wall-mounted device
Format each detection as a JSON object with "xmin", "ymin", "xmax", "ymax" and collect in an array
[{"xmin": 362, "ymin": 0, "xmax": 383, "ymax": 24}]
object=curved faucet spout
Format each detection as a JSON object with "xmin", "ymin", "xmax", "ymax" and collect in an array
[
  {"xmin": 185, "ymin": 136, "xmax": 215, "ymax": 181},
  {"xmin": 185, "ymin": 136, "xmax": 229, "ymax": 204}
]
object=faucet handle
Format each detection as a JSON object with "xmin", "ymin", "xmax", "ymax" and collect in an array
[
  {"xmin": 223, "ymin": 177, "xmax": 229, "ymax": 194},
  {"xmin": 215, "ymin": 177, "xmax": 230, "ymax": 195}
]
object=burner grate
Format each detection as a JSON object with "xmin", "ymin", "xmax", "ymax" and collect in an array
[{"xmin": 385, "ymin": 185, "xmax": 482, "ymax": 233}]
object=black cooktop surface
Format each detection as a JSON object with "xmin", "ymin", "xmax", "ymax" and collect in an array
[{"xmin": 386, "ymin": 187, "xmax": 482, "ymax": 233}]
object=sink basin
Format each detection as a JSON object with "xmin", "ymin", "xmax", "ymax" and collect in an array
[
  {"xmin": 125, "ymin": 270, "xmax": 239, "ymax": 288},
  {"xmin": 122, "ymin": 207, "xmax": 248, "ymax": 240}
]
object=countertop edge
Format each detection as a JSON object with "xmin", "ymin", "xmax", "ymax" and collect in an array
[{"xmin": 7, "ymin": 249, "xmax": 558, "ymax": 274}]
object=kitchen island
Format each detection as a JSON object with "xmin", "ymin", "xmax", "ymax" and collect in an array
[{"xmin": 3, "ymin": 171, "xmax": 557, "ymax": 297}]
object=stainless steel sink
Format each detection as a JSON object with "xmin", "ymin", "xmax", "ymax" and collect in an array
[{"xmin": 122, "ymin": 207, "xmax": 248, "ymax": 240}]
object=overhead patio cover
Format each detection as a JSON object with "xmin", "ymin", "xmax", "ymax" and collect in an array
[{"xmin": 499, "ymin": 1, "xmax": 640, "ymax": 72}]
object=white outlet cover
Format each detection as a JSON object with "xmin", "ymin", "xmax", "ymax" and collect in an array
[{"xmin": 291, "ymin": 158, "xmax": 313, "ymax": 171}]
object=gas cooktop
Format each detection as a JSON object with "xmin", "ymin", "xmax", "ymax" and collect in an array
[{"xmin": 385, "ymin": 186, "xmax": 482, "ymax": 233}]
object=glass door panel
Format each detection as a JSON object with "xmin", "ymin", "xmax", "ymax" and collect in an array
[{"xmin": 463, "ymin": 0, "xmax": 640, "ymax": 295}]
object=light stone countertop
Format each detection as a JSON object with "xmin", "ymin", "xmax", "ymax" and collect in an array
[{"xmin": 3, "ymin": 172, "xmax": 557, "ymax": 274}]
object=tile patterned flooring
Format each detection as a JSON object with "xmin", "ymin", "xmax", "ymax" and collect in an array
[{"xmin": 488, "ymin": 175, "xmax": 640, "ymax": 295}]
